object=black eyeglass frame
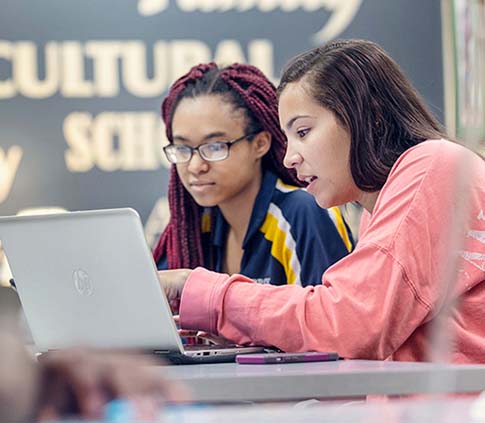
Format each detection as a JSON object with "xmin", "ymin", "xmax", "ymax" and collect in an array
[{"xmin": 163, "ymin": 132, "xmax": 259, "ymax": 164}]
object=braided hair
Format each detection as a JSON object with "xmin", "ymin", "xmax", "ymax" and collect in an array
[{"xmin": 153, "ymin": 62, "xmax": 301, "ymax": 269}]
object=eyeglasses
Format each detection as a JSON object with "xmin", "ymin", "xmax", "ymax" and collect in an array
[{"xmin": 163, "ymin": 132, "xmax": 258, "ymax": 164}]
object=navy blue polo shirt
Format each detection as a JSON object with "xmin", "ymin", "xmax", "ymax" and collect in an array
[{"xmin": 157, "ymin": 171, "xmax": 353, "ymax": 286}]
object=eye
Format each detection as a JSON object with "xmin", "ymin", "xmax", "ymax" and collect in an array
[
  {"xmin": 205, "ymin": 142, "xmax": 225, "ymax": 152},
  {"xmin": 296, "ymin": 128, "xmax": 310, "ymax": 138},
  {"xmin": 174, "ymin": 144, "xmax": 189, "ymax": 150}
]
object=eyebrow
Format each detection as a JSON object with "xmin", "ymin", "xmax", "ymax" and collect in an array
[
  {"xmin": 172, "ymin": 131, "xmax": 228, "ymax": 143},
  {"xmin": 285, "ymin": 115, "xmax": 312, "ymax": 131}
]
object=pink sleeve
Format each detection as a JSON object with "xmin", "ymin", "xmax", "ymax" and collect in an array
[
  {"xmin": 179, "ymin": 141, "xmax": 473, "ymax": 359},
  {"xmin": 179, "ymin": 246, "xmax": 430, "ymax": 358},
  {"xmin": 179, "ymin": 267, "xmax": 256, "ymax": 335}
]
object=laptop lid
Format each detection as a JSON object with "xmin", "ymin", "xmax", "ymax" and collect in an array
[{"xmin": 0, "ymin": 208, "xmax": 186, "ymax": 354}]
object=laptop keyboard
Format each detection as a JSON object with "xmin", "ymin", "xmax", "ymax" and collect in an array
[{"xmin": 185, "ymin": 343, "xmax": 237, "ymax": 351}]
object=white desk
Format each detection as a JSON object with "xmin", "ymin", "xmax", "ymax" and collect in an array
[
  {"xmin": 161, "ymin": 359, "xmax": 485, "ymax": 403},
  {"xmin": 161, "ymin": 397, "xmax": 485, "ymax": 423}
]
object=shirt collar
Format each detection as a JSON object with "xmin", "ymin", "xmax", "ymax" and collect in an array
[
  {"xmin": 243, "ymin": 170, "xmax": 277, "ymax": 247},
  {"xmin": 211, "ymin": 170, "xmax": 278, "ymax": 249}
]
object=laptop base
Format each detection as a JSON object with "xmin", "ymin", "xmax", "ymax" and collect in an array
[
  {"xmin": 157, "ymin": 345, "xmax": 267, "ymax": 365},
  {"xmin": 164, "ymin": 352, "xmax": 241, "ymax": 365}
]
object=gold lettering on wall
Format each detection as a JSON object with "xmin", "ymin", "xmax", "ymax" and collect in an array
[
  {"xmin": 0, "ymin": 39, "xmax": 276, "ymax": 99},
  {"xmin": 0, "ymin": 146, "xmax": 23, "ymax": 204},
  {"xmin": 136, "ymin": 0, "xmax": 362, "ymax": 43},
  {"xmin": 64, "ymin": 112, "xmax": 170, "ymax": 172}
]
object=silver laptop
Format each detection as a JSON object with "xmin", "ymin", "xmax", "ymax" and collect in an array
[{"xmin": 0, "ymin": 208, "xmax": 264, "ymax": 364}]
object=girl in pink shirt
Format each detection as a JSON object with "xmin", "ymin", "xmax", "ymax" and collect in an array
[{"xmin": 158, "ymin": 39, "xmax": 485, "ymax": 363}]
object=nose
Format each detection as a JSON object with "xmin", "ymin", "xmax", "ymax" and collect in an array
[
  {"xmin": 186, "ymin": 150, "xmax": 209, "ymax": 174},
  {"xmin": 283, "ymin": 142, "xmax": 301, "ymax": 169}
]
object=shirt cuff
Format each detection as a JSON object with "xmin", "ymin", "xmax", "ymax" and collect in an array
[{"xmin": 179, "ymin": 267, "xmax": 228, "ymax": 334}]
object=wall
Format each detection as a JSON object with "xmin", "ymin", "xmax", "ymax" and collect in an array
[{"xmin": 0, "ymin": 0, "xmax": 444, "ymax": 255}]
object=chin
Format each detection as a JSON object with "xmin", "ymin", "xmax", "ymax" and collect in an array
[
  {"xmin": 315, "ymin": 195, "xmax": 337, "ymax": 210},
  {"xmin": 189, "ymin": 192, "xmax": 221, "ymax": 208},
  {"xmin": 192, "ymin": 197, "xmax": 218, "ymax": 208}
]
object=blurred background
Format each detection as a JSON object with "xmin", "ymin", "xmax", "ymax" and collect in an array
[{"xmin": 0, "ymin": 0, "xmax": 484, "ymax": 290}]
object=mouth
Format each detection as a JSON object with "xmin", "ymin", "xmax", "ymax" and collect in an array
[
  {"xmin": 190, "ymin": 181, "xmax": 215, "ymax": 186},
  {"xmin": 298, "ymin": 175, "xmax": 317, "ymax": 184},
  {"xmin": 189, "ymin": 181, "xmax": 216, "ymax": 191}
]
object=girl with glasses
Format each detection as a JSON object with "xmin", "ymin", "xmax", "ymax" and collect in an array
[
  {"xmin": 154, "ymin": 63, "xmax": 353, "ymax": 290},
  {"xmin": 158, "ymin": 40, "xmax": 485, "ymax": 363}
]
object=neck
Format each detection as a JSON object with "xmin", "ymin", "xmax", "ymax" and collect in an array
[
  {"xmin": 218, "ymin": 171, "xmax": 263, "ymax": 244},
  {"xmin": 358, "ymin": 190, "xmax": 380, "ymax": 214}
]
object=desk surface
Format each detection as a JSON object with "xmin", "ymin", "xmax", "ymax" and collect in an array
[
  {"xmin": 161, "ymin": 397, "xmax": 484, "ymax": 423},
  {"xmin": 161, "ymin": 359, "xmax": 485, "ymax": 403}
]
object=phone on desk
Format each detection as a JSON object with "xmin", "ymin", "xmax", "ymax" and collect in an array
[{"xmin": 236, "ymin": 351, "xmax": 339, "ymax": 364}]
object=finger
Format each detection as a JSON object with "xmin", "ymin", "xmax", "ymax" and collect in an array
[
  {"xmin": 178, "ymin": 330, "xmax": 198, "ymax": 337},
  {"xmin": 197, "ymin": 333, "xmax": 220, "ymax": 344},
  {"xmin": 169, "ymin": 299, "xmax": 180, "ymax": 314},
  {"xmin": 64, "ymin": 357, "xmax": 107, "ymax": 418},
  {"xmin": 37, "ymin": 405, "xmax": 59, "ymax": 422},
  {"xmin": 196, "ymin": 332, "xmax": 232, "ymax": 346},
  {"xmin": 41, "ymin": 350, "xmax": 106, "ymax": 419},
  {"xmin": 103, "ymin": 356, "xmax": 190, "ymax": 404}
]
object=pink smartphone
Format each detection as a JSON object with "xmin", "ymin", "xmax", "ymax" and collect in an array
[{"xmin": 236, "ymin": 351, "xmax": 339, "ymax": 364}]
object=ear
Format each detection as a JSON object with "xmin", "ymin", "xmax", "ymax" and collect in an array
[{"xmin": 252, "ymin": 131, "xmax": 272, "ymax": 159}]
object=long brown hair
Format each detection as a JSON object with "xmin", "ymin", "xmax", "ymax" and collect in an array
[{"xmin": 278, "ymin": 39, "xmax": 446, "ymax": 191}]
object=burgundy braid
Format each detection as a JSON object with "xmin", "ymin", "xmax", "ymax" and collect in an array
[
  {"xmin": 161, "ymin": 63, "xmax": 218, "ymax": 142},
  {"xmin": 153, "ymin": 62, "xmax": 302, "ymax": 269},
  {"xmin": 154, "ymin": 63, "xmax": 217, "ymax": 268}
]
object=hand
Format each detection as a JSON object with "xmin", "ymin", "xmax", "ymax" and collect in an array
[
  {"xmin": 157, "ymin": 269, "xmax": 191, "ymax": 303},
  {"xmin": 174, "ymin": 316, "xmax": 233, "ymax": 346},
  {"xmin": 34, "ymin": 348, "xmax": 189, "ymax": 421},
  {"xmin": 194, "ymin": 331, "xmax": 234, "ymax": 346},
  {"xmin": 178, "ymin": 330, "xmax": 233, "ymax": 346}
]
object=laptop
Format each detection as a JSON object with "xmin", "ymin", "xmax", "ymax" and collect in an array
[{"xmin": 0, "ymin": 208, "xmax": 265, "ymax": 364}]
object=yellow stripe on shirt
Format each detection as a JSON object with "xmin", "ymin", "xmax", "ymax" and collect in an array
[
  {"xmin": 201, "ymin": 210, "xmax": 211, "ymax": 233},
  {"xmin": 260, "ymin": 204, "xmax": 301, "ymax": 285},
  {"xmin": 275, "ymin": 179, "xmax": 299, "ymax": 193},
  {"xmin": 328, "ymin": 207, "xmax": 353, "ymax": 252}
]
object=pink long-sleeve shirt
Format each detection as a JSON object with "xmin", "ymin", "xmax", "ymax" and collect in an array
[{"xmin": 179, "ymin": 140, "xmax": 485, "ymax": 363}]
